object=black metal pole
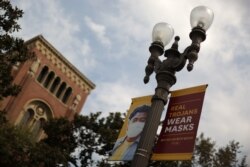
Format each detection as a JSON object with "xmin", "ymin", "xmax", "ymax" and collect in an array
[{"xmin": 131, "ymin": 70, "xmax": 176, "ymax": 167}]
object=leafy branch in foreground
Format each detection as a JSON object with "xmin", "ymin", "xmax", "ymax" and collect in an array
[{"xmin": 0, "ymin": 0, "xmax": 34, "ymax": 99}]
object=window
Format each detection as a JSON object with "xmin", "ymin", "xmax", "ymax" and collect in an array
[
  {"xmin": 19, "ymin": 108, "xmax": 34, "ymax": 127},
  {"xmin": 43, "ymin": 71, "xmax": 55, "ymax": 88},
  {"xmin": 37, "ymin": 66, "xmax": 49, "ymax": 83},
  {"xmin": 62, "ymin": 87, "xmax": 72, "ymax": 104},
  {"xmin": 50, "ymin": 77, "xmax": 61, "ymax": 93},
  {"xmin": 56, "ymin": 82, "xmax": 66, "ymax": 98},
  {"xmin": 32, "ymin": 118, "xmax": 45, "ymax": 137},
  {"xmin": 37, "ymin": 66, "xmax": 74, "ymax": 105},
  {"xmin": 18, "ymin": 101, "xmax": 53, "ymax": 141}
]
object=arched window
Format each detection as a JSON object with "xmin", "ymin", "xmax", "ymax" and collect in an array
[
  {"xmin": 62, "ymin": 87, "xmax": 72, "ymax": 104},
  {"xmin": 19, "ymin": 108, "xmax": 34, "ymax": 127},
  {"xmin": 56, "ymin": 82, "xmax": 66, "ymax": 98},
  {"xmin": 18, "ymin": 101, "xmax": 53, "ymax": 141},
  {"xmin": 37, "ymin": 66, "xmax": 49, "ymax": 83},
  {"xmin": 36, "ymin": 66, "xmax": 74, "ymax": 105},
  {"xmin": 32, "ymin": 118, "xmax": 46, "ymax": 138},
  {"xmin": 43, "ymin": 71, "xmax": 55, "ymax": 88},
  {"xmin": 50, "ymin": 77, "xmax": 61, "ymax": 93}
]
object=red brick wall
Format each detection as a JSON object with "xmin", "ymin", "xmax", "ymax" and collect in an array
[{"xmin": 1, "ymin": 41, "xmax": 90, "ymax": 123}]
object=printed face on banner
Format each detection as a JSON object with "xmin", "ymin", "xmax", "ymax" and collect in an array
[
  {"xmin": 127, "ymin": 112, "xmax": 147, "ymax": 139},
  {"xmin": 109, "ymin": 96, "xmax": 152, "ymax": 161}
]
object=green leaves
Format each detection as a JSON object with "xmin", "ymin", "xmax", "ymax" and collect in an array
[
  {"xmin": 0, "ymin": 111, "xmax": 248, "ymax": 167},
  {"xmin": 195, "ymin": 134, "xmax": 247, "ymax": 167},
  {"xmin": 195, "ymin": 133, "xmax": 216, "ymax": 166},
  {"xmin": 0, "ymin": 0, "xmax": 23, "ymax": 33},
  {"xmin": 0, "ymin": 117, "xmax": 35, "ymax": 167},
  {"xmin": 0, "ymin": 0, "xmax": 34, "ymax": 99},
  {"xmin": 71, "ymin": 112, "xmax": 125, "ymax": 166}
]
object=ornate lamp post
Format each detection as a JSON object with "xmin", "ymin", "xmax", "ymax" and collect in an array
[{"xmin": 131, "ymin": 6, "xmax": 214, "ymax": 167}]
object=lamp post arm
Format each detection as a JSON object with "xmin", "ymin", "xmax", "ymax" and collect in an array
[
  {"xmin": 186, "ymin": 27, "xmax": 206, "ymax": 71},
  {"xmin": 144, "ymin": 41, "xmax": 164, "ymax": 84}
]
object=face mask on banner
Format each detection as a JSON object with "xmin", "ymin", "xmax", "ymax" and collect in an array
[{"xmin": 127, "ymin": 122, "xmax": 145, "ymax": 138}]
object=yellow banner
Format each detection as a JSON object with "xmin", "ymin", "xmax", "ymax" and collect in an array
[
  {"xmin": 109, "ymin": 95, "xmax": 152, "ymax": 161},
  {"xmin": 170, "ymin": 84, "xmax": 208, "ymax": 97}
]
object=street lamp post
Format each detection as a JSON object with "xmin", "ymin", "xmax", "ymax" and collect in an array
[{"xmin": 131, "ymin": 6, "xmax": 214, "ymax": 167}]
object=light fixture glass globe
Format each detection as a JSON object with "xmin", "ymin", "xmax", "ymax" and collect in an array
[
  {"xmin": 190, "ymin": 6, "xmax": 214, "ymax": 31},
  {"xmin": 152, "ymin": 22, "xmax": 174, "ymax": 46}
]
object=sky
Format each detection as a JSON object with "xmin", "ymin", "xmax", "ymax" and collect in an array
[{"xmin": 12, "ymin": 0, "xmax": 250, "ymax": 164}]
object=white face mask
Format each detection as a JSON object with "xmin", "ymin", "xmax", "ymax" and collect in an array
[{"xmin": 127, "ymin": 122, "xmax": 145, "ymax": 138}]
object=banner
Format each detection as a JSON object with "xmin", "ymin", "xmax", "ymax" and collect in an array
[
  {"xmin": 152, "ymin": 84, "xmax": 207, "ymax": 160},
  {"xmin": 109, "ymin": 95, "xmax": 152, "ymax": 161}
]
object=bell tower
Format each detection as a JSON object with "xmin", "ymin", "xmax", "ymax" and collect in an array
[{"xmin": 0, "ymin": 35, "xmax": 95, "ymax": 140}]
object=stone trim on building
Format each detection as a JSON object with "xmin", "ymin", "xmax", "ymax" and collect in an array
[{"xmin": 25, "ymin": 35, "xmax": 95, "ymax": 94}]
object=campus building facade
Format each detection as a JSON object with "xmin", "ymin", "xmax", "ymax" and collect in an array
[{"xmin": 0, "ymin": 35, "xmax": 95, "ymax": 140}]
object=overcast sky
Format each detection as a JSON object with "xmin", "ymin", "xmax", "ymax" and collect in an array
[{"xmin": 12, "ymin": 0, "xmax": 250, "ymax": 164}]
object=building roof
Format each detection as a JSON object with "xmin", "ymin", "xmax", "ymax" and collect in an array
[{"xmin": 25, "ymin": 35, "xmax": 95, "ymax": 90}]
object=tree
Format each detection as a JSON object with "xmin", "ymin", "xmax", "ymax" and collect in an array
[
  {"xmin": 239, "ymin": 156, "xmax": 248, "ymax": 167},
  {"xmin": 0, "ymin": 0, "xmax": 34, "ymax": 99},
  {"xmin": 194, "ymin": 134, "xmax": 248, "ymax": 167},
  {"xmin": 33, "ymin": 112, "xmax": 125, "ymax": 167},
  {"xmin": 194, "ymin": 133, "xmax": 216, "ymax": 167},
  {"xmin": 72, "ymin": 112, "xmax": 125, "ymax": 166},
  {"xmin": 0, "ymin": 111, "xmax": 248, "ymax": 167},
  {"xmin": 213, "ymin": 141, "xmax": 242, "ymax": 167},
  {"xmin": 1, "ymin": 112, "xmax": 82, "ymax": 167},
  {"xmin": 0, "ymin": 112, "xmax": 35, "ymax": 167},
  {"xmin": 40, "ymin": 117, "xmax": 78, "ymax": 166},
  {"xmin": 0, "ymin": 110, "xmax": 124, "ymax": 167}
]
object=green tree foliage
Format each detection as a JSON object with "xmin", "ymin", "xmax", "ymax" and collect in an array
[
  {"xmin": 239, "ymin": 156, "xmax": 248, "ymax": 167},
  {"xmin": 0, "ymin": 111, "xmax": 249, "ymax": 167},
  {"xmin": 194, "ymin": 133, "xmax": 216, "ymax": 166},
  {"xmin": 41, "ymin": 117, "xmax": 78, "ymax": 166},
  {"xmin": 0, "ymin": 108, "xmax": 125, "ymax": 166},
  {"xmin": 194, "ymin": 134, "xmax": 248, "ymax": 167},
  {"xmin": 0, "ymin": 112, "xmax": 82, "ymax": 166},
  {"xmin": 213, "ymin": 140, "xmax": 245, "ymax": 167},
  {"xmin": 0, "ymin": 112, "xmax": 35, "ymax": 167},
  {"xmin": 0, "ymin": 0, "xmax": 34, "ymax": 99},
  {"xmin": 72, "ymin": 112, "xmax": 125, "ymax": 166}
]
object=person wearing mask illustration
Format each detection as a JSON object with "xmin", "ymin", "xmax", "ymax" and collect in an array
[{"xmin": 110, "ymin": 105, "xmax": 151, "ymax": 161}]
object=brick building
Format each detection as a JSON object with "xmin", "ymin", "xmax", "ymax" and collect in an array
[{"xmin": 0, "ymin": 35, "xmax": 95, "ymax": 140}]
